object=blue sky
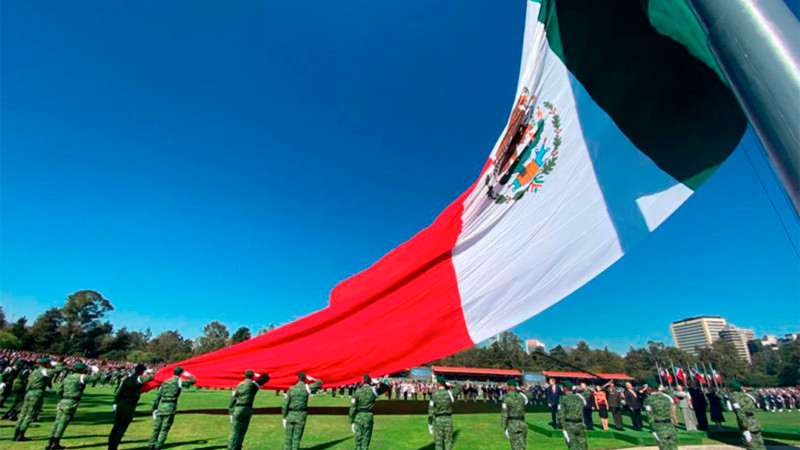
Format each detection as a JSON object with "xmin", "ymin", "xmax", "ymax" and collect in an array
[{"xmin": 2, "ymin": 1, "xmax": 798, "ymax": 354}]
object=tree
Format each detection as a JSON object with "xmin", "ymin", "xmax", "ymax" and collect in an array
[
  {"xmin": 29, "ymin": 307, "xmax": 64, "ymax": 353},
  {"xmin": 196, "ymin": 321, "xmax": 230, "ymax": 355},
  {"xmin": 0, "ymin": 305, "xmax": 6, "ymax": 329},
  {"xmin": 231, "ymin": 326, "xmax": 251, "ymax": 344},
  {"xmin": 258, "ymin": 323, "xmax": 277, "ymax": 335},
  {"xmin": 148, "ymin": 330, "xmax": 193, "ymax": 363},
  {"xmin": 9, "ymin": 317, "xmax": 31, "ymax": 349},
  {"xmin": 60, "ymin": 290, "xmax": 114, "ymax": 357},
  {"xmin": 696, "ymin": 340, "xmax": 749, "ymax": 382},
  {"xmin": 0, "ymin": 330, "xmax": 21, "ymax": 349},
  {"xmin": 777, "ymin": 341, "xmax": 800, "ymax": 387}
]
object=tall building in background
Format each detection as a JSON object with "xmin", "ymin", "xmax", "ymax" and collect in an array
[
  {"xmin": 525, "ymin": 339, "xmax": 546, "ymax": 354},
  {"xmin": 719, "ymin": 325, "xmax": 755, "ymax": 363},
  {"xmin": 670, "ymin": 316, "xmax": 727, "ymax": 355}
]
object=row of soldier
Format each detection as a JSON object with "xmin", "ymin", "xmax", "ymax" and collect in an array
[{"xmin": 0, "ymin": 358, "xmax": 769, "ymax": 450}]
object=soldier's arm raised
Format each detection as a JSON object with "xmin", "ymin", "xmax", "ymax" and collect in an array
[
  {"xmin": 182, "ymin": 373, "xmax": 197, "ymax": 389},
  {"xmin": 310, "ymin": 378, "xmax": 323, "ymax": 393}
]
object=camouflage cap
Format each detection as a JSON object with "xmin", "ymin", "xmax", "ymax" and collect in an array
[
  {"xmin": 436, "ymin": 376, "xmax": 447, "ymax": 384},
  {"xmin": 507, "ymin": 379, "xmax": 519, "ymax": 386},
  {"xmin": 40, "ymin": 357, "xmax": 51, "ymax": 365},
  {"xmin": 13, "ymin": 360, "xmax": 22, "ymax": 366},
  {"xmin": 173, "ymin": 366, "xmax": 184, "ymax": 375},
  {"xmin": 728, "ymin": 380, "xmax": 743, "ymax": 391},
  {"xmin": 74, "ymin": 362, "xmax": 87, "ymax": 371},
  {"xmin": 135, "ymin": 364, "xmax": 147, "ymax": 374},
  {"xmin": 363, "ymin": 374, "xmax": 371, "ymax": 382},
  {"xmin": 561, "ymin": 380, "xmax": 574, "ymax": 388},
  {"xmin": 245, "ymin": 370, "xmax": 254, "ymax": 378},
  {"xmin": 646, "ymin": 379, "xmax": 660, "ymax": 389},
  {"xmin": 298, "ymin": 372, "xmax": 306, "ymax": 381}
]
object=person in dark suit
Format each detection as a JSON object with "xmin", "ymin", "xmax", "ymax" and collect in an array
[
  {"xmin": 546, "ymin": 378, "xmax": 562, "ymax": 429},
  {"xmin": 688, "ymin": 381, "xmax": 709, "ymax": 431},
  {"xmin": 624, "ymin": 382, "xmax": 643, "ymax": 431}
]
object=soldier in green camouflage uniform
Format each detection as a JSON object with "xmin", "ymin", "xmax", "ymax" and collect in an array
[
  {"xmin": 501, "ymin": 379, "xmax": 528, "ymax": 450},
  {"xmin": 282, "ymin": 372, "xmax": 323, "ymax": 450},
  {"xmin": 643, "ymin": 380, "xmax": 678, "ymax": 450},
  {"xmin": 13, "ymin": 357, "xmax": 54, "ymax": 442},
  {"xmin": 428, "ymin": 376, "xmax": 456, "ymax": 450},
  {"xmin": 348, "ymin": 374, "xmax": 390, "ymax": 450},
  {"xmin": 45, "ymin": 362, "xmax": 100, "ymax": 450},
  {"xmin": 557, "ymin": 381, "xmax": 587, "ymax": 450},
  {"xmin": 149, "ymin": 366, "xmax": 196, "ymax": 450},
  {"xmin": 2, "ymin": 362, "xmax": 29, "ymax": 421},
  {"xmin": 108, "ymin": 364, "xmax": 154, "ymax": 450},
  {"xmin": 728, "ymin": 381, "xmax": 766, "ymax": 450},
  {"xmin": 0, "ymin": 360, "xmax": 22, "ymax": 407},
  {"xmin": 228, "ymin": 370, "xmax": 270, "ymax": 450}
]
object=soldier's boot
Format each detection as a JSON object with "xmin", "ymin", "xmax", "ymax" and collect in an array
[
  {"xmin": 16, "ymin": 430, "xmax": 31, "ymax": 442},
  {"xmin": 46, "ymin": 437, "xmax": 55, "ymax": 449},
  {"xmin": 51, "ymin": 439, "xmax": 66, "ymax": 450}
]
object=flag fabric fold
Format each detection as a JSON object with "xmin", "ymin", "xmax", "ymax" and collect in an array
[{"xmin": 149, "ymin": 0, "xmax": 757, "ymax": 390}]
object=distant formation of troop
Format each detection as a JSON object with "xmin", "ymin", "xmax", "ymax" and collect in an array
[{"xmin": 0, "ymin": 355, "xmax": 773, "ymax": 450}]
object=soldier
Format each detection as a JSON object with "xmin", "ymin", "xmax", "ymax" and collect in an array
[
  {"xmin": 557, "ymin": 381, "xmax": 587, "ymax": 450},
  {"xmin": 348, "ymin": 374, "xmax": 390, "ymax": 450},
  {"xmin": 108, "ymin": 364, "xmax": 154, "ymax": 450},
  {"xmin": 2, "ymin": 362, "xmax": 29, "ymax": 421},
  {"xmin": 282, "ymin": 372, "xmax": 323, "ymax": 450},
  {"xmin": 643, "ymin": 380, "xmax": 677, "ymax": 450},
  {"xmin": 728, "ymin": 381, "xmax": 766, "ymax": 450},
  {"xmin": 149, "ymin": 366, "xmax": 196, "ymax": 450},
  {"xmin": 0, "ymin": 360, "xmax": 21, "ymax": 407},
  {"xmin": 45, "ymin": 362, "xmax": 101, "ymax": 450},
  {"xmin": 13, "ymin": 357, "xmax": 54, "ymax": 442},
  {"xmin": 228, "ymin": 370, "xmax": 270, "ymax": 450},
  {"xmin": 501, "ymin": 379, "xmax": 528, "ymax": 450},
  {"xmin": 428, "ymin": 376, "xmax": 456, "ymax": 450}
]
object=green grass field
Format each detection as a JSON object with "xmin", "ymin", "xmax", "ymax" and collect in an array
[{"xmin": 1, "ymin": 386, "xmax": 799, "ymax": 449}]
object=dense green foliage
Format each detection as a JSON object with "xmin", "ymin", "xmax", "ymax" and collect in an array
[{"xmin": 1, "ymin": 298, "xmax": 798, "ymax": 386}]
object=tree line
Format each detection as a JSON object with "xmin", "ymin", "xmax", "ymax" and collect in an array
[
  {"xmin": 0, "ymin": 291, "xmax": 797, "ymax": 387},
  {"xmin": 0, "ymin": 290, "xmax": 275, "ymax": 364}
]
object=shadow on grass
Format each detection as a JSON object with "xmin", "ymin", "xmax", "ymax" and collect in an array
[
  {"xmin": 126, "ymin": 439, "xmax": 211, "ymax": 449},
  {"xmin": 65, "ymin": 439, "xmax": 148, "ymax": 449},
  {"xmin": 416, "ymin": 429, "xmax": 461, "ymax": 450},
  {"xmin": 192, "ymin": 446, "xmax": 226, "ymax": 450},
  {"xmin": 302, "ymin": 436, "xmax": 352, "ymax": 450}
]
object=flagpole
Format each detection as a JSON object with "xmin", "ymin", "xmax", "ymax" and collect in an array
[
  {"xmin": 655, "ymin": 361, "xmax": 664, "ymax": 386},
  {"xmin": 687, "ymin": 0, "xmax": 800, "ymax": 216}
]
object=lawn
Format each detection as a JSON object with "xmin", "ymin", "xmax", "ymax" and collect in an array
[{"xmin": 1, "ymin": 386, "xmax": 798, "ymax": 449}]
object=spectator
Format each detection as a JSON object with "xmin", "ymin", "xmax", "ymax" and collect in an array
[
  {"xmin": 593, "ymin": 383, "xmax": 610, "ymax": 432},
  {"xmin": 580, "ymin": 382, "xmax": 595, "ymax": 430},
  {"xmin": 706, "ymin": 387, "xmax": 726, "ymax": 429},
  {"xmin": 624, "ymin": 381, "xmax": 644, "ymax": 431},
  {"xmin": 604, "ymin": 382, "xmax": 624, "ymax": 431},
  {"xmin": 674, "ymin": 385, "xmax": 697, "ymax": 432},
  {"xmin": 546, "ymin": 378, "xmax": 562, "ymax": 429},
  {"xmin": 688, "ymin": 381, "xmax": 709, "ymax": 431}
]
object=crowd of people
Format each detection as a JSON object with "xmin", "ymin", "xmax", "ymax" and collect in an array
[
  {"xmin": 0, "ymin": 350, "xmax": 788, "ymax": 450},
  {"xmin": 756, "ymin": 387, "xmax": 800, "ymax": 412}
]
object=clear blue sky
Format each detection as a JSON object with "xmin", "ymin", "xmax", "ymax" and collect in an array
[{"xmin": 2, "ymin": 1, "xmax": 798, "ymax": 354}]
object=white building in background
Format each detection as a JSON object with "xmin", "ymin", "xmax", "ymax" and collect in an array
[
  {"xmin": 670, "ymin": 316, "xmax": 728, "ymax": 355},
  {"xmin": 525, "ymin": 339, "xmax": 546, "ymax": 354},
  {"xmin": 719, "ymin": 325, "xmax": 754, "ymax": 363}
]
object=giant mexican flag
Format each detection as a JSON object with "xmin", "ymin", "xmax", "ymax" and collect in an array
[{"xmin": 151, "ymin": 0, "xmax": 756, "ymax": 389}]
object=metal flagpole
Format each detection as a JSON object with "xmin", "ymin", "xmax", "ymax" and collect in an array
[
  {"xmin": 655, "ymin": 361, "xmax": 664, "ymax": 386},
  {"xmin": 687, "ymin": 0, "xmax": 800, "ymax": 217}
]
